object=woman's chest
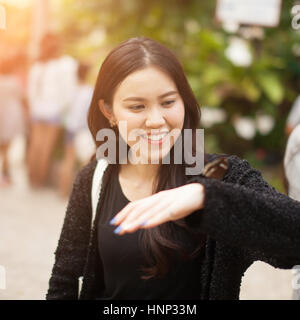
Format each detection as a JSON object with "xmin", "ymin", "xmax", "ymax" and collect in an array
[{"xmin": 118, "ymin": 174, "xmax": 154, "ymax": 202}]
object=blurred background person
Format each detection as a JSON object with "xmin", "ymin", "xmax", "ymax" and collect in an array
[
  {"xmin": 58, "ymin": 63, "xmax": 94, "ymax": 198},
  {"xmin": 14, "ymin": 50, "xmax": 31, "ymax": 161},
  {"xmin": 285, "ymin": 95, "xmax": 300, "ymax": 136},
  {"xmin": 26, "ymin": 32, "xmax": 78, "ymax": 188},
  {"xmin": 0, "ymin": 56, "xmax": 25, "ymax": 187},
  {"xmin": 284, "ymin": 124, "xmax": 300, "ymax": 201},
  {"xmin": 284, "ymin": 123, "xmax": 300, "ymax": 300}
]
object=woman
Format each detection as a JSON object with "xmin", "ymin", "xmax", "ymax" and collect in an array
[
  {"xmin": 58, "ymin": 63, "xmax": 94, "ymax": 198},
  {"xmin": 27, "ymin": 33, "xmax": 78, "ymax": 187},
  {"xmin": 46, "ymin": 37, "xmax": 300, "ymax": 300}
]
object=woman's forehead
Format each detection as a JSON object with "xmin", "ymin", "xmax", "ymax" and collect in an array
[{"xmin": 114, "ymin": 67, "xmax": 177, "ymax": 101}]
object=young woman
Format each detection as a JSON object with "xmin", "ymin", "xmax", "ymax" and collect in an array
[
  {"xmin": 58, "ymin": 63, "xmax": 94, "ymax": 198},
  {"xmin": 27, "ymin": 33, "xmax": 78, "ymax": 187},
  {"xmin": 46, "ymin": 37, "xmax": 300, "ymax": 300}
]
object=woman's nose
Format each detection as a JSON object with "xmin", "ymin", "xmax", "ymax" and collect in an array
[{"xmin": 145, "ymin": 107, "xmax": 166, "ymax": 127}]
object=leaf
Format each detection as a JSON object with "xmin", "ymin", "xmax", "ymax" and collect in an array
[
  {"xmin": 202, "ymin": 65, "xmax": 226, "ymax": 86},
  {"xmin": 240, "ymin": 78, "xmax": 261, "ymax": 102},
  {"xmin": 257, "ymin": 73, "xmax": 284, "ymax": 104}
]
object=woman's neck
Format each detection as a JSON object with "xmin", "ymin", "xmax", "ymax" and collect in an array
[{"xmin": 119, "ymin": 163, "xmax": 160, "ymax": 186}]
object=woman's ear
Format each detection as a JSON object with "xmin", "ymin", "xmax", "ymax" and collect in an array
[{"xmin": 98, "ymin": 99, "xmax": 113, "ymax": 121}]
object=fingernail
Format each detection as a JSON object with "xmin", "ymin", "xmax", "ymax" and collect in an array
[
  {"xmin": 113, "ymin": 226, "xmax": 122, "ymax": 234},
  {"xmin": 110, "ymin": 217, "xmax": 116, "ymax": 225},
  {"xmin": 141, "ymin": 221, "xmax": 147, "ymax": 226}
]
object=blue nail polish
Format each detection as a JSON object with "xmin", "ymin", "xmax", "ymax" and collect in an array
[
  {"xmin": 110, "ymin": 217, "xmax": 116, "ymax": 225},
  {"xmin": 114, "ymin": 226, "xmax": 122, "ymax": 234}
]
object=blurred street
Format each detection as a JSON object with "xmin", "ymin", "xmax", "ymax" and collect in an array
[
  {"xmin": 0, "ymin": 136, "xmax": 67, "ymax": 300},
  {"xmin": 0, "ymin": 136, "xmax": 294, "ymax": 300}
]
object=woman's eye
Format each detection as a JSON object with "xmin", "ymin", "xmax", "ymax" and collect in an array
[
  {"xmin": 129, "ymin": 105, "xmax": 144, "ymax": 110},
  {"xmin": 162, "ymin": 100, "xmax": 175, "ymax": 106},
  {"xmin": 129, "ymin": 101, "xmax": 174, "ymax": 110}
]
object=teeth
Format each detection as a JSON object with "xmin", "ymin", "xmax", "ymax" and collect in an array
[{"xmin": 141, "ymin": 133, "xmax": 168, "ymax": 141}]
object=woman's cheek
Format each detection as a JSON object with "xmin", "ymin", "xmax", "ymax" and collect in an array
[
  {"xmin": 118, "ymin": 118, "xmax": 144, "ymax": 146},
  {"xmin": 168, "ymin": 103, "xmax": 185, "ymax": 127}
]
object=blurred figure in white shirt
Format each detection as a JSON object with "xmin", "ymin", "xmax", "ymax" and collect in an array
[
  {"xmin": 285, "ymin": 95, "xmax": 300, "ymax": 136},
  {"xmin": 58, "ymin": 63, "xmax": 94, "ymax": 197},
  {"xmin": 284, "ymin": 123, "xmax": 300, "ymax": 299},
  {"xmin": 27, "ymin": 33, "xmax": 78, "ymax": 187},
  {"xmin": 284, "ymin": 124, "xmax": 300, "ymax": 200}
]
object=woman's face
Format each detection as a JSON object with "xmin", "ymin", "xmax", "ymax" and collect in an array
[{"xmin": 111, "ymin": 66, "xmax": 185, "ymax": 163}]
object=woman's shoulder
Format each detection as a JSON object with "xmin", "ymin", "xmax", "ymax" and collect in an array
[{"xmin": 73, "ymin": 158, "xmax": 98, "ymax": 187}]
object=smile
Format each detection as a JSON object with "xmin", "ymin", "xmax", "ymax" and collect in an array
[{"xmin": 140, "ymin": 132, "xmax": 169, "ymax": 144}]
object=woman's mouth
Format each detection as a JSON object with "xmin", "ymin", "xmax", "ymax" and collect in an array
[{"xmin": 140, "ymin": 132, "xmax": 170, "ymax": 145}]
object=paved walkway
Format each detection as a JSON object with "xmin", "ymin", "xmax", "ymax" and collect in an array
[{"xmin": 0, "ymin": 137, "xmax": 294, "ymax": 300}]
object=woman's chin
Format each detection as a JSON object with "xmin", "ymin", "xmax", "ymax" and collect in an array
[{"xmin": 142, "ymin": 151, "xmax": 172, "ymax": 164}]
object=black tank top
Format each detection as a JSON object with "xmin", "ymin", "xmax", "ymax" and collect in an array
[{"xmin": 96, "ymin": 165, "xmax": 203, "ymax": 300}]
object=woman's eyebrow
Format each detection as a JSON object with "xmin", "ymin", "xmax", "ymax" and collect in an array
[{"xmin": 122, "ymin": 90, "xmax": 178, "ymax": 102}]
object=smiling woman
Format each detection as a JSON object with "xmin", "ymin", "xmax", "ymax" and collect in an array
[
  {"xmin": 46, "ymin": 37, "xmax": 300, "ymax": 301},
  {"xmin": 86, "ymin": 37, "xmax": 204, "ymax": 287},
  {"xmin": 99, "ymin": 67, "xmax": 185, "ymax": 166}
]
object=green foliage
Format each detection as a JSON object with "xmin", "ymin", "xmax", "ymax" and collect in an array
[{"xmin": 56, "ymin": 0, "xmax": 300, "ymax": 161}]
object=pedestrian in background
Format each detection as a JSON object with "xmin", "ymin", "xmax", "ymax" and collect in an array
[
  {"xmin": 58, "ymin": 63, "xmax": 94, "ymax": 198},
  {"xmin": 284, "ymin": 123, "xmax": 300, "ymax": 300},
  {"xmin": 285, "ymin": 95, "xmax": 300, "ymax": 136},
  {"xmin": 0, "ymin": 57, "xmax": 25, "ymax": 186},
  {"xmin": 284, "ymin": 124, "xmax": 300, "ymax": 200},
  {"xmin": 27, "ymin": 33, "xmax": 78, "ymax": 188}
]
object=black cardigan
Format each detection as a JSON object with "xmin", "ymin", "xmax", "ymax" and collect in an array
[{"xmin": 46, "ymin": 154, "xmax": 300, "ymax": 300}]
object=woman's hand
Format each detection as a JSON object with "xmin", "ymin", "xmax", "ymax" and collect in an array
[{"xmin": 110, "ymin": 183, "xmax": 205, "ymax": 235}]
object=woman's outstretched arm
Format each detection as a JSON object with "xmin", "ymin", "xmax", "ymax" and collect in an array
[
  {"xmin": 184, "ymin": 155, "xmax": 300, "ymax": 269},
  {"xmin": 46, "ymin": 162, "xmax": 95, "ymax": 300}
]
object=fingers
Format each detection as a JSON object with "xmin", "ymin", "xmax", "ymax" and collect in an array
[
  {"xmin": 114, "ymin": 202, "xmax": 172, "ymax": 235},
  {"xmin": 110, "ymin": 202, "xmax": 150, "ymax": 228},
  {"xmin": 109, "ymin": 184, "xmax": 201, "ymax": 235},
  {"xmin": 141, "ymin": 206, "xmax": 177, "ymax": 229},
  {"xmin": 109, "ymin": 202, "xmax": 136, "ymax": 226},
  {"xmin": 114, "ymin": 207, "xmax": 154, "ymax": 235},
  {"xmin": 110, "ymin": 192, "xmax": 162, "ymax": 226},
  {"xmin": 116, "ymin": 203, "xmax": 151, "ymax": 227}
]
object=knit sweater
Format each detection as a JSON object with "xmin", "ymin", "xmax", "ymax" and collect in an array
[{"xmin": 46, "ymin": 154, "xmax": 300, "ymax": 300}]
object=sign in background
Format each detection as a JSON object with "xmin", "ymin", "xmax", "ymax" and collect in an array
[{"xmin": 216, "ymin": 0, "xmax": 282, "ymax": 27}]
